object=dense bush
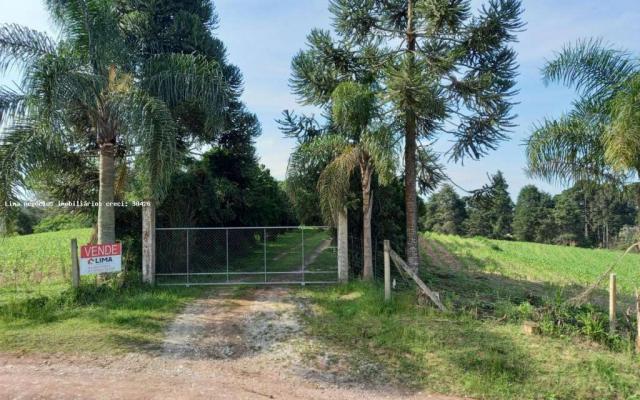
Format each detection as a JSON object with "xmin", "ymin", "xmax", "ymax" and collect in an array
[{"xmin": 34, "ymin": 213, "xmax": 93, "ymax": 233}]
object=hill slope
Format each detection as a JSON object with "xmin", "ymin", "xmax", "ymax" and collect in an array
[{"xmin": 424, "ymin": 232, "xmax": 640, "ymax": 297}]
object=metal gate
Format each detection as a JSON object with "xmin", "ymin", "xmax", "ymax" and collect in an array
[{"xmin": 155, "ymin": 226, "xmax": 338, "ymax": 286}]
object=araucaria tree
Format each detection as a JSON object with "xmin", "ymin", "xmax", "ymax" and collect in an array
[
  {"xmin": 0, "ymin": 0, "xmax": 225, "ymax": 244},
  {"xmin": 296, "ymin": 0, "xmax": 523, "ymax": 271}
]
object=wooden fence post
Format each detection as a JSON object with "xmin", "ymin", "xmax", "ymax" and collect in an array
[
  {"xmin": 609, "ymin": 273, "xmax": 617, "ymax": 333},
  {"xmin": 70, "ymin": 239, "xmax": 79, "ymax": 288},
  {"xmin": 384, "ymin": 240, "xmax": 391, "ymax": 301},
  {"xmin": 636, "ymin": 289, "xmax": 640, "ymax": 352}
]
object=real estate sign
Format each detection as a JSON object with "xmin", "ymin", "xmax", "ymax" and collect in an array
[{"xmin": 79, "ymin": 243, "xmax": 122, "ymax": 275}]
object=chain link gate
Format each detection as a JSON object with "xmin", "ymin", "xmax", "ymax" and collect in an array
[{"xmin": 155, "ymin": 226, "xmax": 338, "ymax": 285}]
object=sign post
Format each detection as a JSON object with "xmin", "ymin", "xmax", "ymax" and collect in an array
[{"xmin": 79, "ymin": 243, "xmax": 122, "ymax": 275}]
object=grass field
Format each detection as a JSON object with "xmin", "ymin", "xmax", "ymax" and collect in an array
[
  {"xmin": 426, "ymin": 232, "xmax": 640, "ymax": 294},
  {"xmin": 0, "ymin": 228, "xmax": 203, "ymax": 354},
  {"xmin": 0, "ymin": 228, "xmax": 92, "ymax": 295},
  {"xmin": 300, "ymin": 234, "xmax": 640, "ymax": 400}
]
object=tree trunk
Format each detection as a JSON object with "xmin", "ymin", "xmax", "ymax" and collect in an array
[
  {"xmin": 338, "ymin": 207, "xmax": 349, "ymax": 283},
  {"xmin": 142, "ymin": 200, "xmax": 156, "ymax": 284},
  {"xmin": 362, "ymin": 161, "xmax": 374, "ymax": 281},
  {"xmin": 404, "ymin": 0, "xmax": 420, "ymax": 272},
  {"xmin": 98, "ymin": 144, "xmax": 116, "ymax": 244}
]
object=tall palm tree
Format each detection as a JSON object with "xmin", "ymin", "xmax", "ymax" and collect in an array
[
  {"xmin": 287, "ymin": 82, "xmax": 396, "ymax": 280},
  {"xmin": 0, "ymin": 0, "xmax": 225, "ymax": 245}
]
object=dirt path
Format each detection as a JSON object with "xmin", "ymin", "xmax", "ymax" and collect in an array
[
  {"xmin": 0, "ymin": 288, "xmax": 464, "ymax": 400},
  {"xmin": 421, "ymin": 237, "xmax": 464, "ymax": 271}
]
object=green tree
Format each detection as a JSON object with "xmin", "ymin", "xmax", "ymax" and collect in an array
[
  {"xmin": 423, "ymin": 184, "xmax": 466, "ymax": 235},
  {"xmin": 465, "ymin": 171, "xmax": 513, "ymax": 239},
  {"xmin": 553, "ymin": 188, "xmax": 584, "ymax": 245},
  {"xmin": 287, "ymin": 82, "xmax": 396, "ymax": 280},
  {"xmin": 0, "ymin": 0, "xmax": 225, "ymax": 244},
  {"xmin": 512, "ymin": 185, "xmax": 556, "ymax": 243},
  {"xmin": 293, "ymin": 0, "xmax": 523, "ymax": 270}
]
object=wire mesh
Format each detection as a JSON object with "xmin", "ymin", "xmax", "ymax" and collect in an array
[{"xmin": 155, "ymin": 226, "xmax": 337, "ymax": 285}]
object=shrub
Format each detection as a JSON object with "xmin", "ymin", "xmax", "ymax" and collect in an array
[{"xmin": 34, "ymin": 213, "xmax": 93, "ymax": 233}]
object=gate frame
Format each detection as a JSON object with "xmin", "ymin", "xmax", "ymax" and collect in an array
[{"xmin": 149, "ymin": 225, "xmax": 347, "ymax": 286}]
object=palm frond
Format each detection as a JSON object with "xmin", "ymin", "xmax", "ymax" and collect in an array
[
  {"xmin": 317, "ymin": 145, "xmax": 361, "ymax": 223},
  {"xmin": 0, "ymin": 120, "xmax": 58, "ymax": 215},
  {"xmin": 0, "ymin": 23, "xmax": 56, "ymax": 74},
  {"xmin": 116, "ymin": 92, "xmax": 178, "ymax": 201},
  {"xmin": 525, "ymin": 114, "xmax": 613, "ymax": 184},
  {"xmin": 0, "ymin": 86, "xmax": 27, "ymax": 126},
  {"xmin": 543, "ymin": 38, "xmax": 637, "ymax": 100},
  {"xmin": 45, "ymin": 0, "xmax": 126, "ymax": 72},
  {"xmin": 361, "ymin": 128, "xmax": 397, "ymax": 185},
  {"xmin": 605, "ymin": 73, "xmax": 640, "ymax": 173}
]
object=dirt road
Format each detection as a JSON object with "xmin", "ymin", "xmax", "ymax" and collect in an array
[{"xmin": 0, "ymin": 288, "xmax": 463, "ymax": 400}]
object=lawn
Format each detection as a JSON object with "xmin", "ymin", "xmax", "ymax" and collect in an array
[{"xmin": 299, "ymin": 234, "xmax": 640, "ymax": 400}]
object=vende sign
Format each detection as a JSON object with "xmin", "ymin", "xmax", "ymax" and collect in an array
[{"xmin": 79, "ymin": 243, "xmax": 122, "ymax": 275}]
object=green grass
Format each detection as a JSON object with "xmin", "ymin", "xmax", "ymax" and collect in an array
[
  {"xmin": 301, "ymin": 282, "xmax": 640, "ymax": 400},
  {"xmin": 0, "ymin": 284, "xmax": 203, "ymax": 354},
  {"xmin": 0, "ymin": 228, "xmax": 92, "ymax": 291},
  {"xmin": 0, "ymin": 228, "xmax": 203, "ymax": 355},
  {"xmin": 426, "ymin": 232, "xmax": 640, "ymax": 298},
  {"xmin": 299, "ymin": 235, "xmax": 640, "ymax": 399}
]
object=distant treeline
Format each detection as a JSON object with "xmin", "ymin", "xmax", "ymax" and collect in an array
[{"xmin": 423, "ymin": 171, "xmax": 640, "ymax": 248}]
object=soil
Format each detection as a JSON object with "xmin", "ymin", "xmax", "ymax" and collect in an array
[{"xmin": 0, "ymin": 287, "xmax": 465, "ymax": 400}]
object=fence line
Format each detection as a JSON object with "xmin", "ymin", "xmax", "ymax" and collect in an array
[{"xmin": 155, "ymin": 226, "xmax": 337, "ymax": 286}]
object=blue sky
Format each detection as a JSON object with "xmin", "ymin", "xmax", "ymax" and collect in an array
[{"xmin": 2, "ymin": 0, "xmax": 640, "ymax": 198}]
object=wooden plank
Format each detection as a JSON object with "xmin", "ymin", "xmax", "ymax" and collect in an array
[
  {"xmin": 389, "ymin": 249, "xmax": 445, "ymax": 311},
  {"xmin": 70, "ymin": 238, "xmax": 79, "ymax": 288},
  {"xmin": 636, "ymin": 289, "xmax": 640, "ymax": 352}
]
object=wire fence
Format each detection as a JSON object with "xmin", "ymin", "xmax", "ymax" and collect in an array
[{"xmin": 155, "ymin": 226, "xmax": 338, "ymax": 285}]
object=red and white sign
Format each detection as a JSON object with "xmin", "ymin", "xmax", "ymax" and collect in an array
[{"xmin": 79, "ymin": 243, "xmax": 122, "ymax": 275}]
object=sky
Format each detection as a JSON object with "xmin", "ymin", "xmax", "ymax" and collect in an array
[{"xmin": 2, "ymin": 0, "xmax": 640, "ymax": 199}]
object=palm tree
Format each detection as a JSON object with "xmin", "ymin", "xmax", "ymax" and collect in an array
[
  {"xmin": 287, "ymin": 82, "xmax": 396, "ymax": 280},
  {"xmin": 526, "ymin": 39, "xmax": 639, "ymax": 183},
  {"xmin": 0, "ymin": 1, "xmax": 225, "ymax": 246},
  {"xmin": 525, "ymin": 39, "xmax": 639, "ymax": 240}
]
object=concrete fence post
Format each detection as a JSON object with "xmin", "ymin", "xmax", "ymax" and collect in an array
[
  {"xmin": 142, "ymin": 201, "xmax": 156, "ymax": 285},
  {"xmin": 337, "ymin": 207, "xmax": 349, "ymax": 283},
  {"xmin": 384, "ymin": 240, "xmax": 391, "ymax": 301}
]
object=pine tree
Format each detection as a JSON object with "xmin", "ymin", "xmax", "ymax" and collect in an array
[
  {"xmin": 513, "ymin": 185, "xmax": 556, "ymax": 243},
  {"xmin": 465, "ymin": 171, "xmax": 513, "ymax": 239},
  {"xmin": 423, "ymin": 185, "xmax": 467, "ymax": 235}
]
